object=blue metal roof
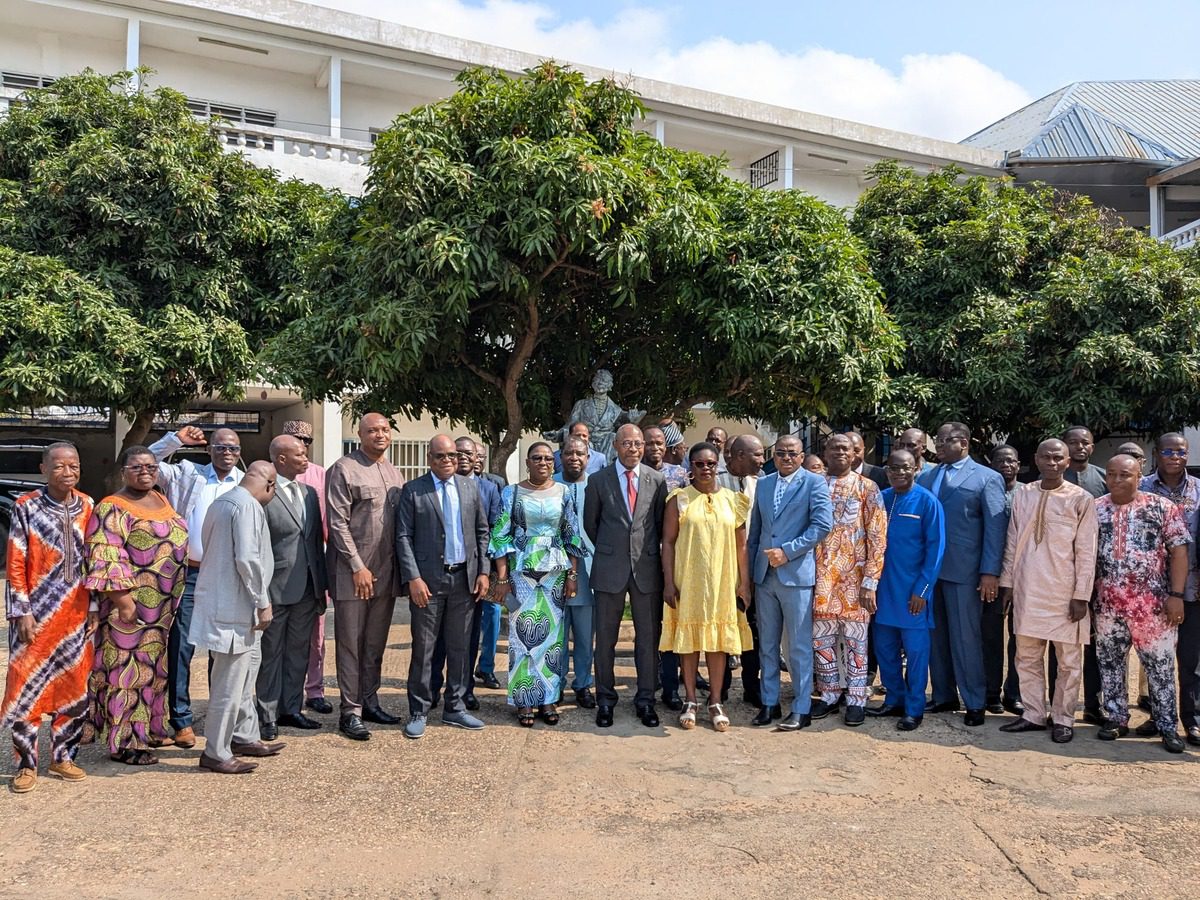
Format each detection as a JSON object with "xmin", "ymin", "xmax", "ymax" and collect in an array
[{"xmin": 962, "ymin": 80, "xmax": 1200, "ymax": 162}]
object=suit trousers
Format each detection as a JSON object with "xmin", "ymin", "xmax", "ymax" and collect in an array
[
  {"xmin": 1015, "ymin": 634, "xmax": 1080, "ymax": 728},
  {"xmin": 875, "ymin": 623, "xmax": 931, "ymax": 720},
  {"xmin": 594, "ymin": 581, "xmax": 660, "ymax": 707},
  {"xmin": 408, "ymin": 569, "xmax": 473, "ymax": 717},
  {"xmin": 256, "ymin": 584, "xmax": 321, "ymax": 726},
  {"xmin": 205, "ymin": 639, "xmax": 262, "ymax": 763},
  {"xmin": 167, "ymin": 565, "xmax": 200, "ymax": 729},
  {"xmin": 334, "ymin": 592, "xmax": 397, "ymax": 716},
  {"xmin": 754, "ymin": 570, "xmax": 814, "ymax": 715},
  {"xmin": 930, "ymin": 579, "xmax": 987, "ymax": 710},
  {"xmin": 305, "ymin": 608, "xmax": 327, "ymax": 701},
  {"xmin": 982, "ymin": 598, "xmax": 1022, "ymax": 704},
  {"xmin": 433, "ymin": 598, "xmax": 503, "ymax": 698},
  {"xmin": 721, "ymin": 600, "xmax": 762, "ymax": 704},
  {"xmin": 564, "ymin": 604, "xmax": 595, "ymax": 691}
]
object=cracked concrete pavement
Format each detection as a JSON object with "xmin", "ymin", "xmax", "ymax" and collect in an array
[{"xmin": 3, "ymin": 609, "xmax": 1200, "ymax": 899}]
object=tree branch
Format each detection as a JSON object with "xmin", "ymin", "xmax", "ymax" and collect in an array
[{"xmin": 458, "ymin": 353, "xmax": 504, "ymax": 390}]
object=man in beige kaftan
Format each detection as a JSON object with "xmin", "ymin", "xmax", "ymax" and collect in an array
[{"xmin": 998, "ymin": 439, "xmax": 1098, "ymax": 743}]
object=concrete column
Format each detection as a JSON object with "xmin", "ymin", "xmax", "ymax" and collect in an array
[
  {"xmin": 782, "ymin": 144, "xmax": 794, "ymax": 190},
  {"xmin": 652, "ymin": 119, "xmax": 665, "ymax": 144},
  {"xmin": 125, "ymin": 18, "xmax": 140, "ymax": 90},
  {"xmin": 319, "ymin": 400, "xmax": 342, "ymax": 467},
  {"xmin": 1149, "ymin": 185, "xmax": 1165, "ymax": 237},
  {"xmin": 328, "ymin": 55, "xmax": 342, "ymax": 139}
]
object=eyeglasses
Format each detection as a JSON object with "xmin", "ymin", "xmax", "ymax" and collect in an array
[
  {"xmin": 455, "ymin": 450, "xmax": 475, "ymax": 459},
  {"xmin": 933, "ymin": 436, "xmax": 963, "ymax": 446},
  {"xmin": 211, "ymin": 444, "xmax": 241, "ymax": 454},
  {"xmin": 886, "ymin": 465, "xmax": 914, "ymax": 473},
  {"xmin": 774, "ymin": 449, "xmax": 800, "ymax": 458},
  {"xmin": 528, "ymin": 455, "xmax": 555, "ymax": 463},
  {"xmin": 617, "ymin": 440, "xmax": 644, "ymax": 449},
  {"xmin": 123, "ymin": 463, "xmax": 159, "ymax": 474},
  {"xmin": 691, "ymin": 459, "xmax": 719, "ymax": 469},
  {"xmin": 430, "ymin": 452, "xmax": 458, "ymax": 461},
  {"xmin": 297, "ymin": 436, "xmax": 313, "ymax": 446},
  {"xmin": 1159, "ymin": 448, "xmax": 1188, "ymax": 458}
]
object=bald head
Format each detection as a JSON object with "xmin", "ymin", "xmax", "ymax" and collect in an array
[
  {"xmin": 1035, "ymin": 438, "xmax": 1069, "ymax": 484},
  {"xmin": 428, "ymin": 433, "xmax": 458, "ymax": 479},
  {"xmin": 269, "ymin": 433, "xmax": 308, "ymax": 480},
  {"xmin": 357, "ymin": 412, "xmax": 392, "ymax": 460},
  {"xmin": 616, "ymin": 423, "xmax": 644, "ymax": 468},
  {"xmin": 727, "ymin": 434, "xmax": 765, "ymax": 477},
  {"xmin": 242, "ymin": 460, "xmax": 277, "ymax": 505}
]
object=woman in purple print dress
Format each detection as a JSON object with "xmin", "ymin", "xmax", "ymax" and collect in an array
[{"xmin": 84, "ymin": 446, "xmax": 189, "ymax": 765}]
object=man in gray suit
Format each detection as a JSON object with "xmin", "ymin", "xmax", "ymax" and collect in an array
[
  {"xmin": 584, "ymin": 423, "xmax": 669, "ymax": 728},
  {"xmin": 917, "ymin": 422, "xmax": 1009, "ymax": 727},
  {"xmin": 256, "ymin": 434, "xmax": 328, "ymax": 740},
  {"xmin": 191, "ymin": 462, "xmax": 283, "ymax": 775},
  {"xmin": 747, "ymin": 435, "xmax": 833, "ymax": 730},
  {"xmin": 395, "ymin": 434, "xmax": 491, "ymax": 740}
]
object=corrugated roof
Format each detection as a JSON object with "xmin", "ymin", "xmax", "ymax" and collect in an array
[{"xmin": 962, "ymin": 80, "xmax": 1200, "ymax": 161}]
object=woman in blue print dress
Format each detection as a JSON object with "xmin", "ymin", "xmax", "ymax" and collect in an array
[{"xmin": 488, "ymin": 442, "xmax": 589, "ymax": 727}]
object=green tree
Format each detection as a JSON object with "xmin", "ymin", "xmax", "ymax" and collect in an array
[
  {"xmin": 0, "ymin": 70, "xmax": 340, "ymax": 445},
  {"xmin": 273, "ymin": 62, "xmax": 898, "ymax": 470},
  {"xmin": 851, "ymin": 162, "xmax": 1200, "ymax": 446}
]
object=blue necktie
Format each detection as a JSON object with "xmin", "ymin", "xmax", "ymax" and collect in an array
[
  {"xmin": 440, "ymin": 479, "xmax": 463, "ymax": 564},
  {"xmin": 931, "ymin": 464, "xmax": 948, "ymax": 497}
]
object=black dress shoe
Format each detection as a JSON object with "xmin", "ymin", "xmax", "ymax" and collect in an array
[
  {"xmin": 752, "ymin": 707, "xmax": 773, "ymax": 727},
  {"xmin": 986, "ymin": 701, "xmax": 1005, "ymax": 715},
  {"xmin": 810, "ymin": 700, "xmax": 834, "ymax": 720},
  {"xmin": 743, "ymin": 693, "xmax": 763, "ymax": 708},
  {"xmin": 475, "ymin": 670, "xmax": 502, "ymax": 690},
  {"xmin": 596, "ymin": 705, "xmax": 614, "ymax": 728},
  {"xmin": 866, "ymin": 703, "xmax": 903, "ymax": 717},
  {"xmin": 339, "ymin": 714, "xmax": 370, "ymax": 741},
  {"xmin": 277, "ymin": 712, "xmax": 321, "ymax": 730},
  {"xmin": 844, "ymin": 705, "xmax": 865, "ymax": 727},
  {"xmin": 662, "ymin": 692, "xmax": 682, "ymax": 712},
  {"xmin": 574, "ymin": 687, "xmax": 596, "ymax": 709},
  {"xmin": 260, "ymin": 722, "xmax": 279, "ymax": 741},
  {"xmin": 1081, "ymin": 709, "xmax": 1104, "ymax": 725},
  {"xmin": 999, "ymin": 717, "xmax": 1046, "ymax": 733},
  {"xmin": 1162, "ymin": 730, "xmax": 1185, "ymax": 754},
  {"xmin": 1135, "ymin": 719, "xmax": 1160, "ymax": 737},
  {"xmin": 926, "ymin": 700, "xmax": 960, "ymax": 713},
  {"xmin": 464, "ymin": 693, "xmax": 480, "ymax": 711},
  {"xmin": 1051, "ymin": 725, "xmax": 1074, "ymax": 743},
  {"xmin": 770, "ymin": 704, "xmax": 782, "ymax": 720},
  {"xmin": 305, "ymin": 697, "xmax": 333, "ymax": 715},
  {"xmin": 1002, "ymin": 698, "xmax": 1025, "ymax": 715},
  {"xmin": 636, "ymin": 705, "xmax": 660, "ymax": 728},
  {"xmin": 897, "ymin": 715, "xmax": 922, "ymax": 731},
  {"xmin": 963, "ymin": 709, "xmax": 986, "ymax": 727},
  {"xmin": 1097, "ymin": 721, "xmax": 1128, "ymax": 741},
  {"xmin": 695, "ymin": 674, "xmax": 710, "ymax": 691},
  {"xmin": 1186, "ymin": 726, "xmax": 1200, "ymax": 747},
  {"xmin": 362, "ymin": 705, "xmax": 401, "ymax": 725}
]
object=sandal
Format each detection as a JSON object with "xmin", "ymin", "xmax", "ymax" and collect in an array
[
  {"xmin": 110, "ymin": 749, "xmax": 159, "ymax": 766},
  {"xmin": 540, "ymin": 705, "xmax": 560, "ymax": 726},
  {"xmin": 517, "ymin": 708, "xmax": 536, "ymax": 728},
  {"xmin": 708, "ymin": 702, "xmax": 730, "ymax": 733},
  {"xmin": 680, "ymin": 701, "xmax": 698, "ymax": 730}
]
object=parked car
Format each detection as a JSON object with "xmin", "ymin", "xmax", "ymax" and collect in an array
[{"xmin": 0, "ymin": 439, "xmax": 56, "ymax": 569}]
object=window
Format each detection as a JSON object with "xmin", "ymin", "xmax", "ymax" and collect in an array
[
  {"xmin": 342, "ymin": 439, "xmax": 430, "ymax": 482},
  {"xmin": 749, "ymin": 150, "xmax": 779, "ymax": 189},
  {"xmin": 2, "ymin": 71, "xmax": 56, "ymax": 90},
  {"xmin": 187, "ymin": 97, "xmax": 277, "ymax": 150}
]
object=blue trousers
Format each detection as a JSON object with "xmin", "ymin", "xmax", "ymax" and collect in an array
[
  {"xmin": 754, "ymin": 570, "xmax": 814, "ymax": 715},
  {"xmin": 564, "ymin": 604, "xmax": 595, "ymax": 690},
  {"xmin": 167, "ymin": 565, "xmax": 200, "ymax": 730},
  {"xmin": 474, "ymin": 600, "xmax": 501, "ymax": 676},
  {"xmin": 930, "ymin": 579, "xmax": 987, "ymax": 710},
  {"xmin": 875, "ymin": 623, "xmax": 931, "ymax": 719}
]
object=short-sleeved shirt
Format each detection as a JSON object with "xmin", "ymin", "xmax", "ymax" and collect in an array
[
  {"xmin": 1139, "ymin": 473, "xmax": 1200, "ymax": 601},
  {"xmin": 1095, "ymin": 492, "xmax": 1192, "ymax": 619}
]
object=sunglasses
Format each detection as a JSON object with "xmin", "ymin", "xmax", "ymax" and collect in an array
[
  {"xmin": 430, "ymin": 452, "xmax": 458, "ymax": 461},
  {"xmin": 528, "ymin": 455, "xmax": 555, "ymax": 463},
  {"xmin": 1159, "ymin": 449, "xmax": 1188, "ymax": 458},
  {"xmin": 691, "ymin": 459, "xmax": 719, "ymax": 469},
  {"xmin": 211, "ymin": 444, "xmax": 241, "ymax": 454},
  {"xmin": 774, "ymin": 450, "xmax": 800, "ymax": 458},
  {"xmin": 123, "ymin": 463, "xmax": 159, "ymax": 474}
]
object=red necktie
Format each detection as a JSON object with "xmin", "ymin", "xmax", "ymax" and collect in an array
[{"xmin": 625, "ymin": 469, "xmax": 638, "ymax": 515}]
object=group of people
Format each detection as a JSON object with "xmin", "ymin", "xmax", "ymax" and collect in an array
[{"xmin": 4, "ymin": 413, "xmax": 1198, "ymax": 793}]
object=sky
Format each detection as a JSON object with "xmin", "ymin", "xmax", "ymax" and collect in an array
[{"xmin": 312, "ymin": 0, "xmax": 1200, "ymax": 142}]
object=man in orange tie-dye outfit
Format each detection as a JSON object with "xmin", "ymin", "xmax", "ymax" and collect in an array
[{"xmin": 1, "ymin": 443, "xmax": 98, "ymax": 794}]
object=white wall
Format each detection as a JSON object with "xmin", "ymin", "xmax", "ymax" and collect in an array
[
  {"xmin": 0, "ymin": 29, "xmax": 124, "ymax": 78},
  {"xmin": 342, "ymin": 81, "xmax": 437, "ymax": 144}
]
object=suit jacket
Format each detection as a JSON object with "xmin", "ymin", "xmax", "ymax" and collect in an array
[
  {"xmin": 747, "ymin": 470, "xmax": 834, "ymax": 587},
  {"xmin": 472, "ymin": 474, "xmax": 502, "ymax": 528},
  {"xmin": 583, "ymin": 463, "xmax": 668, "ymax": 594},
  {"xmin": 917, "ymin": 457, "xmax": 1008, "ymax": 585},
  {"xmin": 861, "ymin": 462, "xmax": 890, "ymax": 490},
  {"xmin": 395, "ymin": 472, "xmax": 491, "ymax": 595},
  {"xmin": 190, "ymin": 487, "xmax": 273, "ymax": 654},
  {"xmin": 265, "ymin": 480, "xmax": 327, "ymax": 608}
]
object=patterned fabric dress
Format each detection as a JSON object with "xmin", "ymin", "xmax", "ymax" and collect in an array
[
  {"xmin": 488, "ymin": 483, "xmax": 588, "ymax": 708},
  {"xmin": 2, "ymin": 488, "xmax": 95, "ymax": 770},
  {"xmin": 660, "ymin": 487, "xmax": 753, "ymax": 654},
  {"xmin": 84, "ymin": 494, "xmax": 189, "ymax": 753}
]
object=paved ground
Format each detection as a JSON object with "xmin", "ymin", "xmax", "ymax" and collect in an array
[{"xmin": 3, "ymin": 609, "xmax": 1200, "ymax": 899}]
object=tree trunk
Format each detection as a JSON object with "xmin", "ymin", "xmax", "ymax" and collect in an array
[{"xmin": 121, "ymin": 408, "xmax": 156, "ymax": 451}]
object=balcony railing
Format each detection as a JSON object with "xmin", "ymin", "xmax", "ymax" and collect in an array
[
  {"xmin": 1162, "ymin": 218, "xmax": 1200, "ymax": 250},
  {"xmin": 213, "ymin": 121, "xmax": 373, "ymax": 166}
]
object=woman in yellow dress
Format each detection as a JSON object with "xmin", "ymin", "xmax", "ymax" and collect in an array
[{"xmin": 661, "ymin": 442, "xmax": 753, "ymax": 731}]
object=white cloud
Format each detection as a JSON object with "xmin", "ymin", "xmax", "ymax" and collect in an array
[{"xmin": 314, "ymin": 0, "xmax": 1030, "ymax": 140}]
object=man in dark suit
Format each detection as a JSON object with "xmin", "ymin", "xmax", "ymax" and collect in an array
[
  {"xmin": 917, "ymin": 422, "xmax": 1008, "ymax": 726},
  {"xmin": 256, "ymin": 434, "xmax": 328, "ymax": 740},
  {"xmin": 474, "ymin": 442, "xmax": 508, "ymax": 489},
  {"xmin": 584, "ymin": 423, "xmax": 669, "ymax": 728},
  {"xmin": 848, "ymin": 431, "xmax": 889, "ymax": 490},
  {"xmin": 395, "ymin": 434, "xmax": 491, "ymax": 740}
]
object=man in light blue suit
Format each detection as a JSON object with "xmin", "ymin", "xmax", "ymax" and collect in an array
[
  {"xmin": 747, "ymin": 435, "xmax": 834, "ymax": 731},
  {"xmin": 917, "ymin": 422, "xmax": 1009, "ymax": 727}
]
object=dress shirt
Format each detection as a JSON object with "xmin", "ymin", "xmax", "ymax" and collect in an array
[
  {"xmin": 931, "ymin": 455, "xmax": 970, "ymax": 495},
  {"xmin": 276, "ymin": 472, "xmax": 305, "ymax": 525},
  {"xmin": 617, "ymin": 462, "xmax": 640, "ymax": 517},
  {"xmin": 149, "ymin": 430, "xmax": 242, "ymax": 562},
  {"xmin": 436, "ymin": 475, "xmax": 466, "ymax": 565}
]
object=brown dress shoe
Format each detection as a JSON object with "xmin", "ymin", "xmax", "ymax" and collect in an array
[
  {"xmin": 172, "ymin": 726, "xmax": 197, "ymax": 749},
  {"xmin": 198, "ymin": 754, "xmax": 258, "ymax": 774},
  {"xmin": 48, "ymin": 760, "xmax": 87, "ymax": 782},
  {"xmin": 11, "ymin": 768, "xmax": 37, "ymax": 793},
  {"xmin": 230, "ymin": 740, "xmax": 286, "ymax": 757}
]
